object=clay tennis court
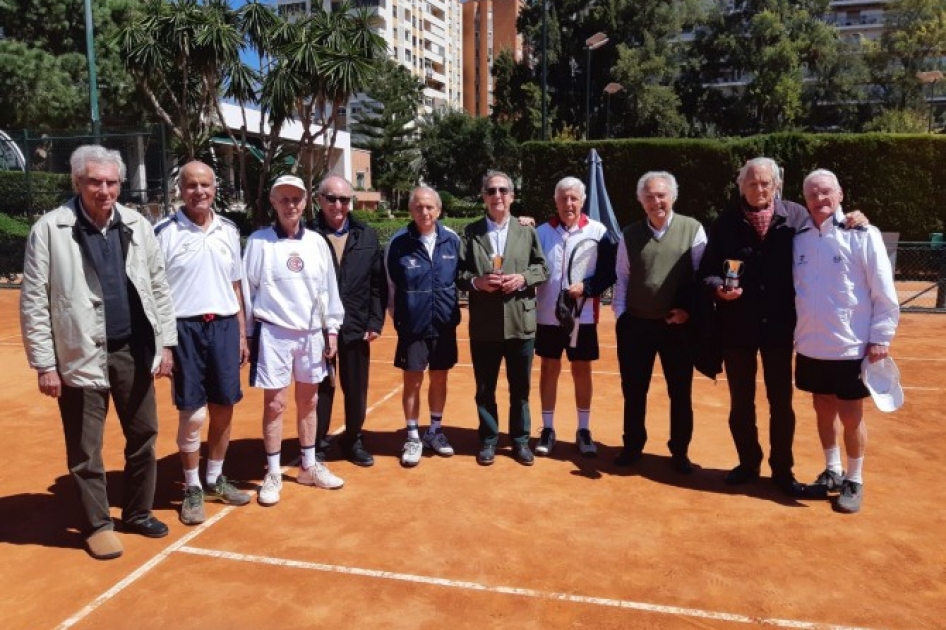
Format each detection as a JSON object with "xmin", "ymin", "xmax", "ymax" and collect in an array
[{"xmin": 0, "ymin": 286, "xmax": 943, "ymax": 629}]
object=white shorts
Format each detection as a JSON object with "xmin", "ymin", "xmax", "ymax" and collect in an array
[{"xmin": 252, "ymin": 322, "xmax": 328, "ymax": 389}]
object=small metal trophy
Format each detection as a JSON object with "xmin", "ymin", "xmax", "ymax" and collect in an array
[{"xmin": 723, "ymin": 259, "xmax": 744, "ymax": 290}]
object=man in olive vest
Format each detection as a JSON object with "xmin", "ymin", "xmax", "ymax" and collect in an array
[{"xmin": 612, "ymin": 171, "xmax": 706, "ymax": 473}]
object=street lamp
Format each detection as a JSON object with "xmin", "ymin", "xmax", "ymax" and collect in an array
[
  {"xmin": 917, "ymin": 70, "xmax": 944, "ymax": 133},
  {"xmin": 584, "ymin": 32, "xmax": 609, "ymax": 140},
  {"xmin": 603, "ymin": 82, "xmax": 623, "ymax": 138},
  {"xmin": 84, "ymin": 0, "xmax": 101, "ymax": 141}
]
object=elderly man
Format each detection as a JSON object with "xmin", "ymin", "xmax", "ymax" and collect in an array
[
  {"xmin": 243, "ymin": 175, "xmax": 345, "ymax": 507},
  {"xmin": 698, "ymin": 157, "xmax": 866, "ymax": 498},
  {"xmin": 534, "ymin": 177, "xmax": 616, "ymax": 457},
  {"xmin": 458, "ymin": 171, "xmax": 549, "ymax": 466},
  {"xmin": 308, "ymin": 175, "xmax": 385, "ymax": 467},
  {"xmin": 385, "ymin": 187, "xmax": 462, "ymax": 467},
  {"xmin": 612, "ymin": 171, "xmax": 705, "ymax": 473},
  {"xmin": 794, "ymin": 169, "xmax": 899, "ymax": 513},
  {"xmin": 155, "ymin": 161, "xmax": 251, "ymax": 525},
  {"xmin": 20, "ymin": 145, "xmax": 176, "ymax": 560}
]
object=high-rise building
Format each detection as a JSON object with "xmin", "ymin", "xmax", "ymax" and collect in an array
[
  {"xmin": 276, "ymin": 0, "xmax": 464, "ymax": 126},
  {"xmin": 461, "ymin": 0, "xmax": 522, "ymax": 117}
]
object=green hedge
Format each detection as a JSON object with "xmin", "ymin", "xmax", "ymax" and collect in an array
[
  {"xmin": 521, "ymin": 134, "xmax": 946, "ymax": 241},
  {"xmin": 0, "ymin": 171, "xmax": 72, "ymax": 215}
]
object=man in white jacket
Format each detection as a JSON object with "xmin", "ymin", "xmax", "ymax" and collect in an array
[
  {"xmin": 793, "ymin": 169, "xmax": 900, "ymax": 514},
  {"xmin": 20, "ymin": 145, "xmax": 177, "ymax": 560}
]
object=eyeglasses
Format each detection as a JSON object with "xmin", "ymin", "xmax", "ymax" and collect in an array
[
  {"xmin": 321, "ymin": 193, "xmax": 352, "ymax": 205},
  {"xmin": 485, "ymin": 187, "xmax": 510, "ymax": 196}
]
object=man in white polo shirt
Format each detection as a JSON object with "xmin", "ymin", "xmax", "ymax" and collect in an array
[{"xmin": 155, "ymin": 161, "xmax": 252, "ymax": 525}]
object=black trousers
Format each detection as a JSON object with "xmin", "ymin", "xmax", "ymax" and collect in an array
[
  {"xmin": 316, "ymin": 337, "xmax": 370, "ymax": 451},
  {"xmin": 471, "ymin": 338, "xmax": 534, "ymax": 446},
  {"xmin": 722, "ymin": 344, "xmax": 795, "ymax": 477},
  {"xmin": 58, "ymin": 340, "xmax": 158, "ymax": 535},
  {"xmin": 615, "ymin": 314, "xmax": 694, "ymax": 457}
]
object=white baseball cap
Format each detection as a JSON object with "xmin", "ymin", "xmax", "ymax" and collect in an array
[
  {"xmin": 861, "ymin": 356, "xmax": 904, "ymax": 413},
  {"xmin": 271, "ymin": 174, "xmax": 306, "ymax": 193}
]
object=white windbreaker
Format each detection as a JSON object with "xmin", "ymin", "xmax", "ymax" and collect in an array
[
  {"xmin": 535, "ymin": 216, "xmax": 610, "ymax": 326},
  {"xmin": 242, "ymin": 225, "xmax": 344, "ymax": 335},
  {"xmin": 793, "ymin": 209, "xmax": 899, "ymax": 359}
]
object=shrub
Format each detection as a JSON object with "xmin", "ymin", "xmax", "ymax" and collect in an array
[{"xmin": 0, "ymin": 171, "xmax": 72, "ymax": 215}]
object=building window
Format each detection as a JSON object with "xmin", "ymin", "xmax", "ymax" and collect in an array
[{"xmin": 356, "ymin": 171, "xmax": 366, "ymax": 189}]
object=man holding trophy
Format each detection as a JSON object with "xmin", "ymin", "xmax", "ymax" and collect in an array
[{"xmin": 699, "ymin": 157, "xmax": 820, "ymax": 497}]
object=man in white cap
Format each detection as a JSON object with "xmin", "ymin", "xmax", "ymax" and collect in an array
[
  {"xmin": 793, "ymin": 168, "xmax": 899, "ymax": 514},
  {"xmin": 243, "ymin": 174, "xmax": 346, "ymax": 507}
]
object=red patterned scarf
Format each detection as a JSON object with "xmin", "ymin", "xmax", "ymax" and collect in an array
[{"xmin": 742, "ymin": 199, "xmax": 774, "ymax": 239}]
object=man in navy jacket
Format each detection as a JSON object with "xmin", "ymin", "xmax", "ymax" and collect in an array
[{"xmin": 385, "ymin": 187, "xmax": 462, "ymax": 467}]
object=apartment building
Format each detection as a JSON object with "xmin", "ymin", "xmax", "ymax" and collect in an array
[
  {"xmin": 276, "ymin": 0, "xmax": 464, "ymax": 125},
  {"xmin": 461, "ymin": 0, "xmax": 522, "ymax": 117}
]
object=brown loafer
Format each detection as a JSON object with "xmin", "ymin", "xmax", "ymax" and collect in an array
[{"xmin": 86, "ymin": 529, "xmax": 123, "ymax": 560}]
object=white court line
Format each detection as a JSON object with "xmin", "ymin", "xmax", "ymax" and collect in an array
[
  {"xmin": 175, "ymin": 546, "xmax": 876, "ymax": 630},
  {"xmin": 57, "ymin": 385, "xmax": 405, "ymax": 628},
  {"xmin": 56, "ymin": 507, "xmax": 236, "ymax": 629}
]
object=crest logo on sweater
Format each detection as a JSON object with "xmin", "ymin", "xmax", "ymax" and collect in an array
[
  {"xmin": 406, "ymin": 257, "xmax": 420, "ymax": 269},
  {"xmin": 287, "ymin": 252, "xmax": 304, "ymax": 272}
]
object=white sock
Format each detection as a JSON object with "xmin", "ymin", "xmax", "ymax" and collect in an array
[
  {"xmin": 577, "ymin": 408, "xmax": 591, "ymax": 431},
  {"xmin": 406, "ymin": 420, "xmax": 419, "ymax": 440},
  {"xmin": 541, "ymin": 411, "xmax": 554, "ymax": 429},
  {"xmin": 301, "ymin": 445, "xmax": 316, "ymax": 470},
  {"xmin": 824, "ymin": 446, "xmax": 843, "ymax": 474},
  {"xmin": 429, "ymin": 414, "xmax": 443, "ymax": 434},
  {"xmin": 846, "ymin": 457, "xmax": 864, "ymax": 484},
  {"xmin": 206, "ymin": 459, "xmax": 223, "ymax": 486},
  {"xmin": 183, "ymin": 467, "xmax": 201, "ymax": 488},
  {"xmin": 266, "ymin": 452, "xmax": 281, "ymax": 474}
]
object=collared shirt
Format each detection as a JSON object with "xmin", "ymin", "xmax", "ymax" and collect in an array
[
  {"xmin": 793, "ymin": 208, "xmax": 899, "ymax": 359},
  {"xmin": 76, "ymin": 197, "xmax": 116, "ymax": 236},
  {"xmin": 535, "ymin": 214, "xmax": 610, "ymax": 326},
  {"xmin": 155, "ymin": 208, "xmax": 242, "ymax": 318},
  {"xmin": 485, "ymin": 215, "xmax": 510, "ymax": 256}
]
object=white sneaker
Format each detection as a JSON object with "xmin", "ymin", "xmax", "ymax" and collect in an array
[
  {"xmin": 258, "ymin": 472, "xmax": 283, "ymax": 506},
  {"xmin": 422, "ymin": 430, "xmax": 455, "ymax": 457},
  {"xmin": 401, "ymin": 438, "xmax": 423, "ymax": 467},
  {"xmin": 298, "ymin": 461, "xmax": 344, "ymax": 490}
]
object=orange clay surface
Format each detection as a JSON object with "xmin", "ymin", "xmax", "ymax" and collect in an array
[{"xmin": 0, "ymin": 287, "xmax": 944, "ymax": 629}]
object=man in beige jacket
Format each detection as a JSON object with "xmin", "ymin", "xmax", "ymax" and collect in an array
[{"xmin": 20, "ymin": 145, "xmax": 177, "ymax": 560}]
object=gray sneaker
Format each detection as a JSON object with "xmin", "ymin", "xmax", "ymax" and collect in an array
[
  {"xmin": 423, "ymin": 430, "xmax": 455, "ymax": 456},
  {"xmin": 535, "ymin": 427, "xmax": 556, "ymax": 456},
  {"xmin": 813, "ymin": 469, "xmax": 844, "ymax": 493},
  {"xmin": 401, "ymin": 438, "xmax": 423, "ymax": 467},
  {"xmin": 576, "ymin": 429, "xmax": 598, "ymax": 457},
  {"xmin": 834, "ymin": 480, "xmax": 863, "ymax": 514},
  {"xmin": 180, "ymin": 485, "xmax": 206, "ymax": 525},
  {"xmin": 205, "ymin": 475, "xmax": 251, "ymax": 506}
]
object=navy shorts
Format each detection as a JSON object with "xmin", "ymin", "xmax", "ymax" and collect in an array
[
  {"xmin": 172, "ymin": 314, "xmax": 243, "ymax": 409},
  {"xmin": 394, "ymin": 327, "xmax": 458, "ymax": 372},
  {"xmin": 795, "ymin": 353, "xmax": 869, "ymax": 400},
  {"xmin": 535, "ymin": 324, "xmax": 599, "ymax": 361}
]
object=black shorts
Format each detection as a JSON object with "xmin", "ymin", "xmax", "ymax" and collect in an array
[
  {"xmin": 394, "ymin": 327, "xmax": 458, "ymax": 372},
  {"xmin": 172, "ymin": 315, "xmax": 243, "ymax": 409},
  {"xmin": 535, "ymin": 324, "xmax": 599, "ymax": 362},
  {"xmin": 794, "ymin": 353, "xmax": 870, "ymax": 400}
]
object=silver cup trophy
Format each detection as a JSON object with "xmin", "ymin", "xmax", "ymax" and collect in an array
[{"xmin": 723, "ymin": 259, "xmax": 744, "ymax": 290}]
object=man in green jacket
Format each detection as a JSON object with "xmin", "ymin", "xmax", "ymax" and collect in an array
[{"xmin": 458, "ymin": 171, "xmax": 549, "ymax": 466}]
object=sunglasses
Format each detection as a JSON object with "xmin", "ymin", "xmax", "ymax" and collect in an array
[
  {"xmin": 485, "ymin": 187, "xmax": 511, "ymax": 196},
  {"xmin": 321, "ymin": 193, "xmax": 352, "ymax": 205}
]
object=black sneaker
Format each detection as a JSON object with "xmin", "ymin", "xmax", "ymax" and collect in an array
[
  {"xmin": 670, "ymin": 454, "xmax": 694, "ymax": 475},
  {"xmin": 773, "ymin": 473, "xmax": 827, "ymax": 499},
  {"xmin": 834, "ymin": 480, "xmax": 863, "ymax": 514},
  {"xmin": 124, "ymin": 515, "xmax": 169, "ymax": 538},
  {"xmin": 345, "ymin": 441, "xmax": 375, "ymax": 467},
  {"xmin": 813, "ymin": 468, "xmax": 844, "ymax": 493},
  {"xmin": 725, "ymin": 464, "xmax": 760, "ymax": 485},
  {"xmin": 575, "ymin": 429, "xmax": 597, "ymax": 457},
  {"xmin": 535, "ymin": 427, "xmax": 556, "ymax": 456}
]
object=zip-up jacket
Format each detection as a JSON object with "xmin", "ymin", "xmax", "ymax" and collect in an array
[{"xmin": 385, "ymin": 222, "xmax": 461, "ymax": 340}]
